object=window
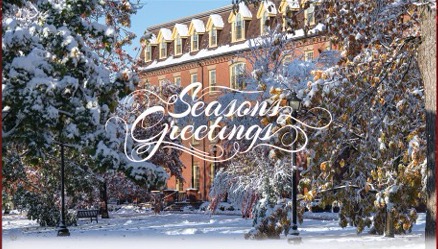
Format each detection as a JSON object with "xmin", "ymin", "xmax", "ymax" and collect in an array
[
  {"xmin": 175, "ymin": 178, "xmax": 183, "ymax": 191},
  {"xmin": 261, "ymin": 11, "xmax": 269, "ymax": 35},
  {"xmin": 144, "ymin": 44, "xmax": 152, "ymax": 62},
  {"xmin": 209, "ymin": 70, "xmax": 216, "ymax": 93},
  {"xmin": 230, "ymin": 63, "xmax": 246, "ymax": 89},
  {"xmin": 159, "ymin": 40, "xmax": 167, "ymax": 59},
  {"xmin": 233, "ymin": 13, "xmax": 245, "ymax": 42},
  {"xmin": 191, "ymin": 73, "xmax": 198, "ymax": 84},
  {"xmin": 193, "ymin": 164, "xmax": 200, "ymax": 190},
  {"xmin": 174, "ymin": 76, "xmax": 181, "ymax": 86},
  {"xmin": 305, "ymin": 4, "xmax": 315, "ymax": 26},
  {"xmin": 305, "ymin": 50, "xmax": 314, "ymax": 61},
  {"xmin": 209, "ymin": 28, "xmax": 217, "ymax": 47},
  {"xmin": 175, "ymin": 34, "xmax": 182, "ymax": 55},
  {"xmin": 191, "ymin": 33, "xmax": 199, "ymax": 52}
]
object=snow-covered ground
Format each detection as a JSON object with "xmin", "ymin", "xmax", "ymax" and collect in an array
[{"xmin": 3, "ymin": 207, "xmax": 425, "ymax": 249}]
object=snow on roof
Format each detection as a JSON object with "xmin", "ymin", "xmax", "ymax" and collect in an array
[
  {"xmin": 263, "ymin": 1, "xmax": 278, "ymax": 15},
  {"xmin": 286, "ymin": 0, "xmax": 300, "ymax": 9},
  {"xmin": 140, "ymin": 23, "xmax": 326, "ymax": 72},
  {"xmin": 210, "ymin": 14, "xmax": 224, "ymax": 28},
  {"xmin": 191, "ymin": 19, "xmax": 205, "ymax": 33},
  {"xmin": 159, "ymin": 28, "xmax": 172, "ymax": 41},
  {"xmin": 174, "ymin": 23, "xmax": 189, "ymax": 36},
  {"xmin": 237, "ymin": 2, "xmax": 253, "ymax": 19},
  {"xmin": 149, "ymin": 33, "xmax": 157, "ymax": 44}
]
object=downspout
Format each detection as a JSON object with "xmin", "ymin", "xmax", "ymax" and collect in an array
[{"xmin": 198, "ymin": 61, "xmax": 207, "ymax": 201}]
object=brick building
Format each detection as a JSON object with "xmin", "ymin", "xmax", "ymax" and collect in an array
[{"xmin": 138, "ymin": 0, "xmax": 330, "ymax": 201}]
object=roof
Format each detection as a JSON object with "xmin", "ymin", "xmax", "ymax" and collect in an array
[
  {"xmin": 264, "ymin": 1, "xmax": 278, "ymax": 15},
  {"xmin": 190, "ymin": 19, "xmax": 205, "ymax": 33},
  {"xmin": 147, "ymin": 5, "xmax": 233, "ymax": 31},
  {"xmin": 174, "ymin": 24, "xmax": 189, "ymax": 37},
  {"xmin": 210, "ymin": 14, "xmax": 224, "ymax": 28},
  {"xmin": 140, "ymin": 23, "xmax": 325, "ymax": 72},
  {"xmin": 237, "ymin": 2, "xmax": 253, "ymax": 19},
  {"xmin": 158, "ymin": 28, "xmax": 172, "ymax": 41}
]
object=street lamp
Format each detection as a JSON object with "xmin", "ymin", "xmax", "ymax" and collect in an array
[
  {"xmin": 287, "ymin": 92, "xmax": 301, "ymax": 239},
  {"xmin": 57, "ymin": 127, "xmax": 70, "ymax": 237}
]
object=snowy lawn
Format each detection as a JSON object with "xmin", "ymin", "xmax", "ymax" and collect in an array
[{"xmin": 3, "ymin": 208, "xmax": 425, "ymax": 249}]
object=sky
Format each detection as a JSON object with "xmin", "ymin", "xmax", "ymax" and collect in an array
[{"xmin": 127, "ymin": 0, "xmax": 232, "ymax": 58}]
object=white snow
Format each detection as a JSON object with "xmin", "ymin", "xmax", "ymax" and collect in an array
[
  {"xmin": 286, "ymin": 0, "xmax": 300, "ymax": 9},
  {"xmin": 174, "ymin": 23, "xmax": 189, "ymax": 37},
  {"xmin": 159, "ymin": 28, "xmax": 172, "ymax": 41},
  {"xmin": 237, "ymin": 2, "xmax": 253, "ymax": 19},
  {"xmin": 191, "ymin": 19, "xmax": 205, "ymax": 33},
  {"xmin": 2, "ymin": 209, "xmax": 426, "ymax": 249},
  {"xmin": 209, "ymin": 14, "xmax": 224, "ymax": 29},
  {"xmin": 141, "ymin": 23, "xmax": 325, "ymax": 72},
  {"xmin": 263, "ymin": 1, "xmax": 278, "ymax": 15}
]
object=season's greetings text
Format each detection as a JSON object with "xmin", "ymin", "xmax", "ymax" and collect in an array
[{"xmin": 108, "ymin": 83, "xmax": 332, "ymax": 163}]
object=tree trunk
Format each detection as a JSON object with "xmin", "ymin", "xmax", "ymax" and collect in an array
[
  {"xmin": 385, "ymin": 209, "xmax": 395, "ymax": 238},
  {"xmin": 417, "ymin": 5, "xmax": 436, "ymax": 249}
]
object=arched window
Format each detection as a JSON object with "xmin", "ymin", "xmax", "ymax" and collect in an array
[
  {"xmin": 230, "ymin": 62, "xmax": 246, "ymax": 89},
  {"xmin": 234, "ymin": 13, "xmax": 244, "ymax": 41}
]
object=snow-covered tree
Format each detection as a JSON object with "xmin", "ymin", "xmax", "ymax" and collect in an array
[
  {"xmin": 1, "ymin": 0, "xmax": 165, "ymax": 226},
  {"xmin": 233, "ymin": 0, "xmax": 431, "ymax": 237}
]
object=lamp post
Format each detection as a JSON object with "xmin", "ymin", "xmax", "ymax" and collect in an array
[
  {"xmin": 287, "ymin": 92, "xmax": 301, "ymax": 239},
  {"xmin": 212, "ymin": 145, "xmax": 217, "ymax": 177},
  {"xmin": 57, "ymin": 130, "xmax": 70, "ymax": 237}
]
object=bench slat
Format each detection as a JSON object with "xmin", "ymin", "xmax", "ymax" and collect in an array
[{"xmin": 76, "ymin": 209, "xmax": 99, "ymax": 223}]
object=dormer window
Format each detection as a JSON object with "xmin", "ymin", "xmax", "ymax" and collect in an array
[
  {"xmin": 157, "ymin": 28, "xmax": 172, "ymax": 59},
  {"xmin": 206, "ymin": 14, "xmax": 224, "ymax": 48},
  {"xmin": 175, "ymin": 34, "xmax": 182, "ymax": 55},
  {"xmin": 228, "ymin": 3, "xmax": 252, "ymax": 43},
  {"xmin": 188, "ymin": 19, "xmax": 205, "ymax": 52},
  {"xmin": 159, "ymin": 40, "xmax": 167, "ymax": 59},
  {"xmin": 209, "ymin": 28, "xmax": 217, "ymax": 47},
  {"xmin": 191, "ymin": 33, "xmax": 199, "ymax": 52},
  {"xmin": 234, "ymin": 13, "xmax": 244, "ymax": 41},
  {"xmin": 257, "ymin": 1, "xmax": 277, "ymax": 36},
  {"xmin": 305, "ymin": 4, "xmax": 315, "ymax": 26},
  {"xmin": 144, "ymin": 44, "xmax": 152, "ymax": 62}
]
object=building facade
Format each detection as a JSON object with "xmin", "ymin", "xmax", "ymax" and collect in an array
[{"xmin": 138, "ymin": 0, "xmax": 330, "ymax": 200}]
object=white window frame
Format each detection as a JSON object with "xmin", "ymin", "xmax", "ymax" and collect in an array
[
  {"xmin": 159, "ymin": 40, "xmax": 167, "ymax": 59},
  {"xmin": 175, "ymin": 34, "xmax": 182, "ymax": 55},
  {"xmin": 208, "ymin": 69, "xmax": 217, "ymax": 94},
  {"xmin": 230, "ymin": 63, "xmax": 246, "ymax": 89},
  {"xmin": 144, "ymin": 44, "xmax": 152, "ymax": 62},
  {"xmin": 232, "ymin": 13, "xmax": 245, "ymax": 42},
  {"xmin": 209, "ymin": 28, "xmax": 217, "ymax": 47},
  {"xmin": 191, "ymin": 33, "xmax": 199, "ymax": 52}
]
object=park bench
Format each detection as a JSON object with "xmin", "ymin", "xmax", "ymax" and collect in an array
[{"xmin": 76, "ymin": 209, "xmax": 99, "ymax": 223}]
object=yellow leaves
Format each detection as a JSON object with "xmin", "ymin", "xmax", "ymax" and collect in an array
[
  {"xmin": 320, "ymin": 161, "xmax": 329, "ymax": 171},
  {"xmin": 269, "ymin": 87, "xmax": 282, "ymax": 95},
  {"xmin": 303, "ymin": 190, "xmax": 316, "ymax": 202},
  {"xmin": 311, "ymin": 70, "xmax": 323, "ymax": 81},
  {"xmin": 339, "ymin": 159, "xmax": 346, "ymax": 168},
  {"xmin": 261, "ymin": 117, "xmax": 270, "ymax": 126}
]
